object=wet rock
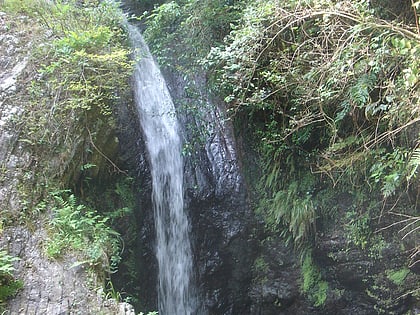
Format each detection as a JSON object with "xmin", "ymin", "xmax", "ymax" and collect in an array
[
  {"xmin": 248, "ymin": 236, "xmax": 307, "ymax": 315},
  {"xmin": 312, "ymin": 225, "xmax": 419, "ymax": 315},
  {"xmin": 162, "ymin": 70, "xmax": 256, "ymax": 314}
]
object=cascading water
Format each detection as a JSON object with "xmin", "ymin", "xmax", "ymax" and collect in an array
[{"xmin": 130, "ymin": 26, "xmax": 196, "ymax": 314}]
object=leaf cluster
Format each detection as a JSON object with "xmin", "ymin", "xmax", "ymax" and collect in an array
[
  {"xmin": 301, "ymin": 252, "xmax": 328, "ymax": 307},
  {"xmin": 385, "ymin": 268, "xmax": 410, "ymax": 286},
  {"xmin": 142, "ymin": 0, "xmax": 242, "ymax": 71}
]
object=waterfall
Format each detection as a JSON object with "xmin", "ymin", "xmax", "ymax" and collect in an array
[{"xmin": 130, "ymin": 26, "xmax": 196, "ymax": 314}]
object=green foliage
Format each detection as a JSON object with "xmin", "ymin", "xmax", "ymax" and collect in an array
[
  {"xmin": 79, "ymin": 176, "xmax": 143, "ymax": 306},
  {"xmin": 143, "ymin": 0, "xmax": 242, "ymax": 70},
  {"xmin": 407, "ymin": 148, "xmax": 420, "ymax": 180},
  {"xmin": 0, "ymin": 252, "xmax": 19, "ymax": 278},
  {"xmin": 0, "ymin": 251, "xmax": 22, "ymax": 308},
  {"xmin": 301, "ymin": 253, "xmax": 328, "ymax": 307},
  {"xmin": 4, "ymin": 0, "xmax": 126, "ymax": 33},
  {"xmin": 369, "ymin": 149, "xmax": 409, "ymax": 198},
  {"xmin": 252, "ymin": 255, "xmax": 270, "ymax": 285},
  {"xmin": 37, "ymin": 20, "xmax": 131, "ymax": 116},
  {"xmin": 104, "ymin": 279, "xmax": 122, "ymax": 302},
  {"xmin": 386, "ymin": 268, "xmax": 410, "ymax": 286},
  {"xmin": 203, "ymin": 0, "xmax": 420, "ymax": 247},
  {"xmin": 0, "ymin": 1, "xmax": 132, "ymax": 229},
  {"xmin": 345, "ymin": 210, "xmax": 371, "ymax": 249},
  {"xmin": 101, "ymin": 177, "xmax": 136, "ymax": 221},
  {"xmin": 253, "ymin": 256, "xmax": 269, "ymax": 273},
  {"xmin": 259, "ymin": 174, "xmax": 317, "ymax": 247},
  {"xmin": 46, "ymin": 191, "xmax": 121, "ymax": 273},
  {"xmin": 3, "ymin": 0, "xmax": 132, "ymax": 182}
]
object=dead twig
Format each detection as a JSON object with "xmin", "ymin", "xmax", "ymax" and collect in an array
[{"xmin": 86, "ymin": 126, "xmax": 127, "ymax": 175}]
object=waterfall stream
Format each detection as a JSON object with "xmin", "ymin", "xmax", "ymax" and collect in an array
[{"xmin": 130, "ymin": 26, "xmax": 196, "ymax": 315}]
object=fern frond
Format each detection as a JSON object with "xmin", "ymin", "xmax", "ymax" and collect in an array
[
  {"xmin": 409, "ymin": 148, "xmax": 420, "ymax": 166},
  {"xmin": 407, "ymin": 148, "xmax": 420, "ymax": 180}
]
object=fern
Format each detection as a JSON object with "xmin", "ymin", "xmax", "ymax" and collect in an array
[
  {"xmin": 265, "ymin": 180, "xmax": 316, "ymax": 247},
  {"xmin": 0, "ymin": 251, "xmax": 22, "ymax": 306},
  {"xmin": 408, "ymin": 148, "xmax": 420, "ymax": 180},
  {"xmin": 46, "ymin": 192, "xmax": 121, "ymax": 272}
]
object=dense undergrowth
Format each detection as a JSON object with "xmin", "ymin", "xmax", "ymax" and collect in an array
[
  {"xmin": 142, "ymin": 0, "xmax": 419, "ymax": 307},
  {"xmin": 205, "ymin": 0, "xmax": 420, "ymax": 251}
]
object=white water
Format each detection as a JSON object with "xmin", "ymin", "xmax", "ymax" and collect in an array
[{"xmin": 130, "ymin": 26, "xmax": 196, "ymax": 314}]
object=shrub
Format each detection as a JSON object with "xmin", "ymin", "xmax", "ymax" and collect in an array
[
  {"xmin": 3, "ymin": 0, "xmax": 132, "ymax": 173},
  {"xmin": 205, "ymin": 0, "xmax": 420, "ymax": 248}
]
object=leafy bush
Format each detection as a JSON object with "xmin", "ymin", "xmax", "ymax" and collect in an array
[
  {"xmin": 143, "ymin": 0, "xmax": 242, "ymax": 70},
  {"xmin": 3, "ymin": 0, "xmax": 132, "ymax": 181},
  {"xmin": 258, "ymin": 172, "xmax": 317, "ymax": 247},
  {"xmin": 140, "ymin": 0, "xmax": 420, "ymax": 250},
  {"xmin": 31, "ymin": 0, "xmax": 132, "ymax": 117},
  {"xmin": 344, "ymin": 210, "xmax": 371, "ymax": 249}
]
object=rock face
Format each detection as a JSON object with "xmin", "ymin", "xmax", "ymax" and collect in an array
[
  {"xmin": 249, "ymin": 238, "xmax": 316, "ymax": 315},
  {"xmin": 0, "ymin": 11, "xmax": 30, "ymax": 218},
  {"xmin": 120, "ymin": 65, "xmax": 256, "ymax": 312},
  {"xmin": 113, "ymin": 85, "xmax": 158, "ymax": 312},
  {"xmin": 1, "ymin": 226, "xmax": 135, "ymax": 315},
  {"xmin": 185, "ymin": 122, "xmax": 254, "ymax": 314},
  {"xmin": 3, "ymin": 8, "xmax": 413, "ymax": 314},
  {"xmin": 0, "ymin": 11, "xmax": 135, "ymax": 314},
  {"xmin": 247, "ymin": 204, "xmax": 420, "ymax": 315},
  {"xmin": 157, "ymin": 68, "xmax": 419, "ymax": 315},
  {"xmin": 163, "ymin": 71, "xmax": 256, "ymax": 314},
  {"xmin": 312, "ymin": 213, "xmax": 419, "ymax": 315}
]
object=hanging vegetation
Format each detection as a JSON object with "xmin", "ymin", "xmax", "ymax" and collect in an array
[{"xmin": 205, "ymin": 0, "xmax": 420, "ymax": 247}]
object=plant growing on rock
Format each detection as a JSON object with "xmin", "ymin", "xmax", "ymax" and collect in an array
[
  {"xmin": 3, "ymin": 0, "xmax": 132, "ymax": 184},
  {"xmin": 46, "ymin": 191, "xmax": 121, "ymax": 274},
  {"xmin": 2, "ymin": 0, "xmax": 133, "ymax": 298},
  {"xmin": 301, "ymin": 253, "xmax": 328, "ymax": 307},
  {"xmin": 386, "ymin": 268, "xmax": 411, "ymax": 286},
  {"xmin": 0, "ymin": 251, "xmax": 22, "ymax": 310}
]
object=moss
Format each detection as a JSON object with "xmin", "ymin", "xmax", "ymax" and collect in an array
[
  {"xmin": 252, "ymin": 256, "xmax": 270, "ymax": 285},
  {"xmin": 301, "ymin": 253, "xmax": 328, "ymax": 307}
]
